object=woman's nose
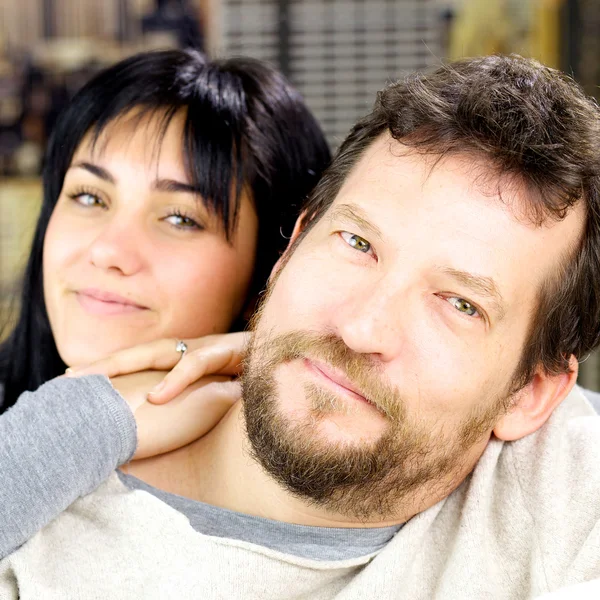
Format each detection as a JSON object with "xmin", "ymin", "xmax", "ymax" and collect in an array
[{"xmin": 87, "ymin": 217, "xmax": 145, "ymax": 276}]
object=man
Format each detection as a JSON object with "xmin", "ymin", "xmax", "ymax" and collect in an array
[{"xmin": 2, "ymin": 54, "xmax": 600, "ymax": 599}]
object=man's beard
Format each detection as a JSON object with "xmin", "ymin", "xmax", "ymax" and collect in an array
[{"xmin": 241, "ymin": 329, "xmax": 511, "ymax": 521}]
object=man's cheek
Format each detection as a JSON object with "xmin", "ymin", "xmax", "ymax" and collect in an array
[{"xmin": 276, "ymin": 273, "xmax": 333, "ymax": 324}]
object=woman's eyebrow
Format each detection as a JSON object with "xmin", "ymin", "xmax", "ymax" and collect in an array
[
  {"xmin": 71, "ymin": 161, "xmax": 116, "ymax": 184},
  {"xmin": 69, "ymin": 164, "xmax": 202, "ymax": 197},
  {"xmin": 153, "ymin": 179, "xmax": 203, "ymax": 195}
]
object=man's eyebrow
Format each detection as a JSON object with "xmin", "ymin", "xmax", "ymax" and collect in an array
[
  {"xmin": 440, "ymin": 267, "xmax": 506, "ymax": 320},
  {"xmin": 328, "ymin": 203, "xmax": 383, "ymax": 240},
  {"xmin": 153, "ymin": 179, "xmax": 204, "ymax": 196},
  {"xmin": 71, "ymin": 161, "xmax": 116, "ymax": 184}
]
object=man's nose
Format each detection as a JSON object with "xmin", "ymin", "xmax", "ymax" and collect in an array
[
  {"xmin": 333, "ymin": 283, "xmax": 406, "ymax": 361},
  {"xmin": 87, "ymin": 216, "xmax": 145, "ymax": 276}
]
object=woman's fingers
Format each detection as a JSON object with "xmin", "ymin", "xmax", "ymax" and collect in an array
[
  {"xmin": 65, "ymin": 332, "xmax": 251, "ymax": 384},
  {"xmin": 65, "ymin": 338, "xmax": 182, "ymax": 378},
  {"xmin": 147, "ymin": 344, "xmax": 245, "ymax": 404}
]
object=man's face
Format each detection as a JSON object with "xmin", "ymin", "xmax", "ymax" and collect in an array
[{"xmin": 242, "ymin": 134, "xmax": 585, "ymax": 520}]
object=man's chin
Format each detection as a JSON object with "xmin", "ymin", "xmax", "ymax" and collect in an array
[
  {"xmin": 304, "ymin": 411, "xmax": 389, "ymax": 446},
  {"xmin": 272, "ymin": 360, "xmax": 390, "ymax": 442}
]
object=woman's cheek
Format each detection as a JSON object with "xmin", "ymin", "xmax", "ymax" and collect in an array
[{"xmin": 162, "ymin": 247, "xmax": 248, "ymax": 330}]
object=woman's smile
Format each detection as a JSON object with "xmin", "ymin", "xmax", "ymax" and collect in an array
[{"xmin": 75, "ymin": 288, "xmax": 149, "ymax": 316}]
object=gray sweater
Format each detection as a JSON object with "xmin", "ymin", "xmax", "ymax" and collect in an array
[
  {"xmin": 0, "ymin": 376, "xmax": 135, "ymax": 557},
  {"xmin": 1, "ymin": 377, "xmax": 600, "ymax": 598},
  {"xmin": 0, "ymin": 376, "xmax": 398, "ymax": 562}
]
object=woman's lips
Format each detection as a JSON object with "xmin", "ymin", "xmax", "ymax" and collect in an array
[{"xmin": 75, "ymin": 288, "xmax": 148, "ymax": 316}]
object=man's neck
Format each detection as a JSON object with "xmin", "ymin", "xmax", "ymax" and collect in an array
[{"xmin": 126, "ymin": 402, "xmax": 416, "ymax": 528}]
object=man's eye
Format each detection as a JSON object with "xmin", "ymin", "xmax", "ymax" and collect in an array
[
  {"xmin": 339, "ymin": 231, "xmax": 373, "ymax": 254},
  {"xmin": 446, "ymin": 297, "xmax": 479, "ymax": 317}
]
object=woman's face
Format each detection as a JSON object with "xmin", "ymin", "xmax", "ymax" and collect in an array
[{"xmin": 43, "ymin": 111, "xmax": 258, "ymax": 367}]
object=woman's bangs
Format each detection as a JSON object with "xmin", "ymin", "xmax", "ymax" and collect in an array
[
  {"xmin": 183, "ymin": 96, "xmax": 246, "ymax": 241},
  {"xmin": 83, "ymin": 98, "xmax": 244, "ymax": 241}
]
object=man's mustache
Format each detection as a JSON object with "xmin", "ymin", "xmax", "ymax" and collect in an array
[{"xmin": 248, "ymin": 330, "xmax": 406, "ymax": 422}]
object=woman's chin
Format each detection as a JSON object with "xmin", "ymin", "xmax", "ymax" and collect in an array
[{"xmin": 58, "ymin": 340, "xmax": 132, "ymax": 370}]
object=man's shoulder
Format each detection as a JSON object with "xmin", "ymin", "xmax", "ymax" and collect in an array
[
  {"xmin": 413, "ymin": 389, "xmax": 600, "ymax": 596},
  {"xmin": 3, "ymin": 472, "xmax": 193, "ymax": 564},
  {"xmin": 580, "ymin": 386, "xmax": 600, "ymax": 414},
  {"xmin": 31, "ymin": 472, "xmax": 192, "ymax": 540},
  {"xmin": 0, "ymin": 473, "xmax": 205, "ymax": 597},
  {"xmin": 508, "ymin": 385, "xmax": 600, "ymax": 470},
  {"xmin": 497, "ymin": 386, "xmax": 600, "ymax": 572},
  {"xmin": 505, "ymin": 386, "xmax": 600, "ymax": 498},
  {"xmin": 458, "ymin": 386, "xmax": 600, "ymax": 531}
]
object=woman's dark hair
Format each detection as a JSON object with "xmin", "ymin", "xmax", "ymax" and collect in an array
[
  {"xmin": 0, "ymin": 49, "xmax": 330, "ymax": 410},
  {"xmin": 301, "ymin": 54, "xmax": 600, "ymax": 392}
]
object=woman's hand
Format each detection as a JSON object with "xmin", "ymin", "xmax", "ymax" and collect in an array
[
  {"xmin": 66, "ymin": 332, "xmax": 250, "ymax": 404},
  {"xmin": 107, "ymin": 371, "xmax": 242, "ymax": 460}
]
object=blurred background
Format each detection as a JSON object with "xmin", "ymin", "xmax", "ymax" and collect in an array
[{"xmin": 1, "ymin": 0, "xmax": 599, "ymax": 388}]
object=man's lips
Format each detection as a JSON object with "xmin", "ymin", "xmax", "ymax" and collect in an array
[
  {"xmin": 75, "ymin": 288, "xmax": 148, "ymax": 316},
  {"xmin": 304, "ymin": 358, "xmax": 374, "ymax": 407}
]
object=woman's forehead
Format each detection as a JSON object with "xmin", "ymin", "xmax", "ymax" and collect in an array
[{"xmin": 71, "ymin": 109, "xmax": 189, "ymax": 181}]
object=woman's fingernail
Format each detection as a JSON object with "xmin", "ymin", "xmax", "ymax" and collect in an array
[{"xmin": 148, "ymin": 380, "xmax": 166, "ymax": 396}]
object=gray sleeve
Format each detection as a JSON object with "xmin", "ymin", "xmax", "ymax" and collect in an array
[{"xmin": 0, "ymin": 375, "xmax": 137, "ymax": 558}]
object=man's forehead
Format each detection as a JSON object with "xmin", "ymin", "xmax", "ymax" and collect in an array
[
  {"xmin": 331, "ymin": 136, "xmax": 481, "ymax": 226},
  {"xmin": 347, "ymin": 133, "xmax": 424, "ymax": 183},
  {"xmin": 325, "ymin": 133, "xmax": 586, "ymax": 305},
  {"xmin": 341, "ymin": 134, "xmax": 494, "ymax": 198},
  {"xmin": 334, "ymin": 133, "xmax": 586, "ymax": 237}
]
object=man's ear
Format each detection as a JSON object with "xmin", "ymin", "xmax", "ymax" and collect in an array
[
  {"xmin": 493, "ymin": 355, "xmax": 579, "ymax": 442},
  {"xmin": 289, "ymin": 212, "xmax": 308, "ymax": 245},
  {"xmin": 270, "ymin": 211, "xmax": 310, "ymax": 279}
]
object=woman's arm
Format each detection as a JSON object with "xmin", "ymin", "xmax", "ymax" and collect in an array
[
  {"xmin": 0, "ymin": 372, "xmax": 240, "ymax": 558},
  {"xmin": 0, "ymin": 375, "xmax": 136, "ymax": 558},
  {"xmin": 0, "ymin": 332, "xmax": 247, "ymax": 558}
]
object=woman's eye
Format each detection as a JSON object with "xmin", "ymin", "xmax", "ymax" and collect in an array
[
  {"xmin": 71, "ymin": 192, "xmax": 105, "ymax": 208},
  {"xmin": 164, "ymin": 213, "xmax": 201, "ymax": 230},
  {"xmin": 339, "ymin": 231, "xmax": 373, "ymax": 254},
  {"xmin": 446, "ymin": 297, "xmax": 480, "ymax": 318}
]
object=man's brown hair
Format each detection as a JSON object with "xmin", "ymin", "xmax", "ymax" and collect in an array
[{"xmin": 300, "ymin": 54, "xmax": 600, "ymax": 389}]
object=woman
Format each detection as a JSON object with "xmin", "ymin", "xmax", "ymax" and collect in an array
[
  {"xmin": 0, "ymin": 48, "xmax": 330, "ymax": 555},
  {"xmin": 0, "ymin": 48, "xmax": 329, "ymax": 409}
]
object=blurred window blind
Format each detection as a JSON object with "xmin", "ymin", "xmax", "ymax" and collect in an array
[
  {"xmin": 220, "ymin": 0, "xmax": 440, "ymax": 147},
  {"xmin": 0, "ymin": 0, "xmax": 155, "ymax": 52}
]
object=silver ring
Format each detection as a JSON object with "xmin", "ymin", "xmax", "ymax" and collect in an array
[{"xmin": 175, "ymin": 340, "xmax": 188, "ymax": 359}]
